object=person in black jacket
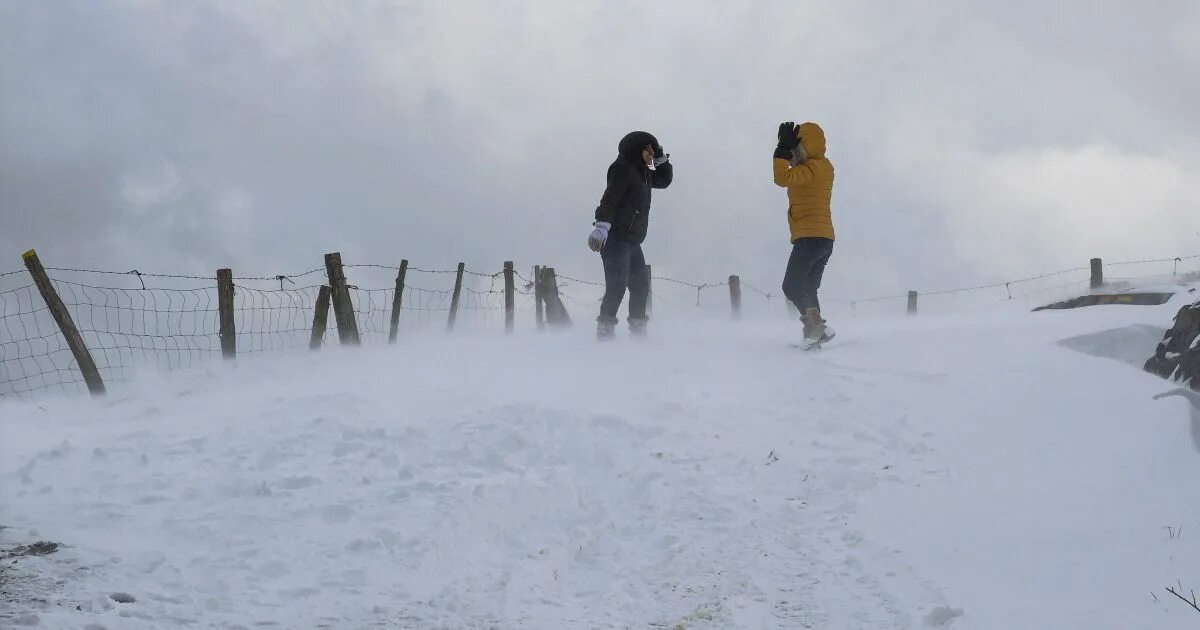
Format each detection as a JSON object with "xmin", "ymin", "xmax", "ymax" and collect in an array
[{"xmin": 587, "ymin": 130, "xmax": 673, "ymax": 339}]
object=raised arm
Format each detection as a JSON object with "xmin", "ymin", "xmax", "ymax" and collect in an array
[
  {"xmin": 773, "ymin": 158, "xmax": 816, "ymax": 188},
  {"xmin": 772, "ymin": 121, "xmax": 810, "ymax": 187},
  {"xmin": 650, "ymin": 160, "xmax": 673, "ymax": 189}
]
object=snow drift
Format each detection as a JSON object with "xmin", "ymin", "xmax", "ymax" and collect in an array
[{"xmin": 2, "ymin": 290, "xmax": 1199, "ymax": 629}]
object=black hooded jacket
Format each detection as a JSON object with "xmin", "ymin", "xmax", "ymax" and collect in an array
[{"xmin": 594, "ymin": 131, "xmax": 673, "ymax": 245}]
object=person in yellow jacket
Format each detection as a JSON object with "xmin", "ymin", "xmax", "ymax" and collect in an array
[{"xmin": 773, "ymin": 121, "xmax": 835, "ymax": 345}]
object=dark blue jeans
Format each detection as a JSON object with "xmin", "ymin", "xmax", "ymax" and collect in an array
[
  {"xmin": 782, "ymin": 237, "xmax": 833, "ymax": 312},
  {"xmin": 599, "ymin": 240, "xmax": 649, "ymax": 323}
]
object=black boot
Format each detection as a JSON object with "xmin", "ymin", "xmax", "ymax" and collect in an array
[{"xmin": 596, "ymin": 315, "xmax": 617, "ymax": 341}]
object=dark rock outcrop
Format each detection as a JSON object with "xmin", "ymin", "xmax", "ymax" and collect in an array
[
  {"xmin": 1145, "ymin": 299, "xmax": 1200, "ymax": 391},
  {"xmin": 1, "ymin": 541, "xmax": 59, "ymax": 559}
]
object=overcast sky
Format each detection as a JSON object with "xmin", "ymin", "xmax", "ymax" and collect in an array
[{"xmin": 2, "ymin": 0, "xmax": 1198, "ymax": 303}]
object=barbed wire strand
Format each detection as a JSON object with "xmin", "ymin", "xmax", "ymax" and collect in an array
[{"xmin": 346, "ymin": 263, "xmax": 503, "ymax": 279}]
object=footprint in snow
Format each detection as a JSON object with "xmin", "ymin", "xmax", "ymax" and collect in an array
[
  {"xmin": 322, "ymin": 504, "xmax": 355, "ymax": 524},
  {"xmin": 279, "ymin": 586, "xmax": 321, "ymax": 600},
  {"xmin": 332, "ymin": 441, "xmax": 368, "ymax": 457},
  {"xmin": 277, "ymin": 476, "xmax": 321, "ymax": 490},
  {"xmin": 925, "ymin": 606, "xmax": 964, "ymax": 626}
]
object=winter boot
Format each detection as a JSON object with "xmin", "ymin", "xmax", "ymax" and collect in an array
[
  {"xmin": 802, "ymin": 308, "xmax": 833, "ymax": 344},
  {"xmin": 596, "ymin": 315, "xmax": 617, "ymax": 341},
  {"xmin": 628, "ymin": 317, "xmax": 648, "ymax": 338}
]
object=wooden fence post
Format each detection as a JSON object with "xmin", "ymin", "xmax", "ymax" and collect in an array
[
  {"xmin": 310, "ymin": 285, "xmax": 332, "ymax": 350},
  {"xmin": 645, "ymin": 264, "xmax": 653, "ymax": 318},
  {"xmin": 542, "ymin": 267, "xmax": 572, "ymax": 327},
  {"xmin": 324, "ymin": 252, "xmax": 360, "ymax": 345},
  {"xmin": 907, "ymin": 290, "xmax": 919, "ymax": 315},
  {"xmin": 388, "ymin": 259, "xmax": 408, "ymax": 344},
  {"xmin": 534, "ymin": 265, "xmax": 545, "ymax": 330},
  {"xmin": 728, "ymin": 275, "xmax": 742, "ymax": 320},
  {"xmin": 21, "ymin": 249, "xmax": 105, "ymax": 396},
  {"xmin": 503, "ymin": 261, "xmax": 515, "ymax": 334},
  {"xmin": 447, "ymin": 262, "xmax": 465, "ymax": 332},
  {"xmin": 217, "ymin": 268, "xmax": 236, "ymax": 359},
  {"xmin": 1090, "ymin": 258, "xmax": 1103, "ymax": 290}
]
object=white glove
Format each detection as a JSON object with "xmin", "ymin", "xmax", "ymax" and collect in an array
[
  {"xmin": 653, "ymin": 153, "xmax": 670, "ymax": 167},
  {"xmin": 588, "ymin": 222, "xmax": 611, "ymax": 252}
]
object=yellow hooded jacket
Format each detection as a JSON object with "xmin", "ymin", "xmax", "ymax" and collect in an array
[{"xmin": 773, "ymin": 122, "xmax": 834, "ymax": 242}]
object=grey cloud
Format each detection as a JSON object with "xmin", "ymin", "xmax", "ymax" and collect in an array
[{"xmin": 1, "ymin": 0, "xmax": 1197, "ymax": 307}]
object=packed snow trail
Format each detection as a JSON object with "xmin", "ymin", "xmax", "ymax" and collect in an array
[{"xmin": 2, "ymin": 295, "xmax": 1198, "ymax": 629}]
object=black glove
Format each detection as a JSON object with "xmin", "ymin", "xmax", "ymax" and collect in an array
[
  {"xmin": 777, "ymin": 122, "xmax": 800, "ymax": 150},
  {"xmin": 652, "ymin": 144, "xmax": 669, "ymax": 167}
]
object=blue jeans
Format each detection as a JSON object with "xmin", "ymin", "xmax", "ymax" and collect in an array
[
  {"xmin": 782, "ymin": 237, "xmax": 833, "ymax": 312},
  {"xmin": 599, "ymin": 240, "xmax": 649, "ymax": 322}
]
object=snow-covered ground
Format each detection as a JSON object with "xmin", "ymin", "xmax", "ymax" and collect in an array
[{"xmin": 2, "ymin": 287, "xmax": 1199, "ymax": 629}]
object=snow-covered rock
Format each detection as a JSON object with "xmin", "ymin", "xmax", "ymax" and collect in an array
[{"xmin": 1145, "ymin": 298, "xmax": 1200, "ymax": 391}]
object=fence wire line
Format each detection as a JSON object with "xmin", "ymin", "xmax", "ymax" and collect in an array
[
  {"xmin": 741, "ymin": 282, "xmax": 779, "ymax": 299},
  {"xmin": 555, "ymin": 273, "xmax": 606, "ymax": 287},
  {"xmin": 0, "ymin": 265, "xmax": 834, "ymax": 308},
  {"xmin": 35, "ymin": 266, "xmax": 329, "ymax": 284},
  {"xmin": 847, "ymin": 267, "xmax": 1090, "ymax": 304},
  {"xmin": 1002, "ymin": 279, "xmax": 1091, "ymax": 302},
  {"xmin": 1108, "ymin": 254, "xmax": 1200, "ymax": 267},
  {"xmin": 20, "ymin": 263, "xmax": 501, "ymax": 285},
  {"xmin": 44, "ymin": 267, "xmax": 216, "ymax": 282},
  {"xmin": 345, "ymin": 263, "xmax": 504, "ymax": 279},
  {"xmin": 652, "ymin": 275, "xmax": 728, "ymax": 290},
  {"xmin": 234, "ymin": 268, "xmax": 326, "ymax": 282}
]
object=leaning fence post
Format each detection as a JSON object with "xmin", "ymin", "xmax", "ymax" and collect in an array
[
  {"xmin": 310, "ymin": 285, "xmax": 332, "ymax": 350},
  {"xmin": 447, "ymin": 262, "xmax": 465, "ymax": 332},
  {"xmin": 388, "ymin": 259, "xmax": 408, "ymax": 344},
  {"xmin": 534, "ymin": 265, "xmax": 545, "ymax": 330},
  {"xmin": 1090, "ymin": 257, "xmax": 1103, "ymax": 290},
  {"xmin": 21, "ymin": 249, "xmax": 105, "ymax": 396},
  {"xmin": 907, "ymin": 290, "xmax": 919, "ymax": 315},
  {"xmin": 217, "ymin": 268, "xmax": 236, "ymax": 359},
  {"xmin": 324, "ymin": 252, "xmax": 360, "ymax": 345},
  {"xmin": 645, "ymin": 264, "xmax": 653, "ymax": 318},
  {"xmin": 728, "ymin": 275, "xmax": 742, "ymax": 320},
  {"xmin": 503, "ymin": 261, "xmax": 515, "ymax": 334}
]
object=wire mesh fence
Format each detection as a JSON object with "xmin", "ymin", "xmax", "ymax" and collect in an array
[
  {"xmin": 1, "ymin": 253, "xmax": 1197, "ymax": 400},
  {"xmin": 0, "ymin": 262, "xmax": 522, "ymax": 400},
  {"xmin": 234, "ymin": 285, "xmax": 321, "ymax": 354},
  {"xmin": 0, "ymin": 283, "xmax": 88, "ymax": 397}
]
